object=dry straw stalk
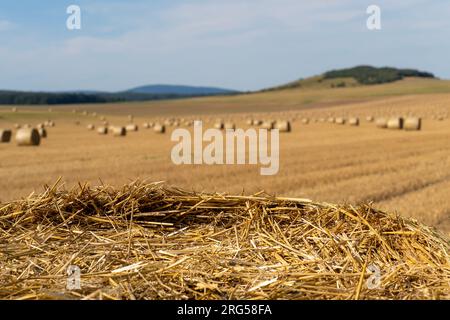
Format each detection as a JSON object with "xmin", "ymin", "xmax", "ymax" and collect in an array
[{"xmin": 0, "ymin": 181, "xmax": 448, "ymax": 300}]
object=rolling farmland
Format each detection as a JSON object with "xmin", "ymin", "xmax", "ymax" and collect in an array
[{"xmin": 1, "ymin": 78, "xmax": 450, "ymax": 235}]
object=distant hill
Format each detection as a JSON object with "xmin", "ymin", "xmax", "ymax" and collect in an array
[
  {"xmin": 265, "ymin": 66, "xmax": 436, "ymax": 91},
  {"xmin": 0, "ymin": 85, "xmax": 239, "ymax": 105},
  {"xmin": 127, "ymin": 84, "xmax": 237, "ymax": 95}
]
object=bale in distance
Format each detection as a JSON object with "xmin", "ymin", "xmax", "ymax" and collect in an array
[
  {"xmin": 214, "ymin": 121, "xmax": 224, "ymax": 130},
  {"xmin": 246, "ymin": 119, "xmax": 253, "ymax": 126},
  {"xmin": 404, "ymin": 117, "xmax": 422, "ymax": 131},
  {"xmin": 14, "ymin": 124, "xmax": 21, "ymax": 129},
  {"xmin": 97, "ymin": 127, "xmax": 108, "ymax": 135},
  {"xmin": 275, "ymin": 120, "xmax": 291, "ymax": 133},
  {"xmin": 348, "ymin": 117, "xmax": 360, "ymax": 126},
  {"xmin": 37, "ymin": 127, "xmax": 47, "ymax": 138},
  {"xmin": 126, "ymin": 124, "xmax": 139, "ymax": 132},
  {"xmin": 46, "ymin": 121, "xmax": 55, "ymax": 127},
  {"xmin": 335, "ymin": 117, "xmax": 346, "ymax": 125},
  {"xmin": 387, "ymin": 117, "xmax": 404, "ymax": 130},
  {"xmin": 23, "ymin": 124, "xmax": 32, "ymax": 129},
  {"xmin": 111, "ymin": 126, "xmax": 126, "ymax": 137},
  {"xmin": 261, "ymin": 121, "xmax": 275, "ymax": 130},
  {"xmin": 11, "ymin": 107, "xmax": 17, "ymax": 113},
  {"xmin": 366, "ymin": 116, "xmax": 374, "ymax": 122},
  {"xmin": 301, "ymin": 118, "xmax": 310, "ymax": 125},
  {"xmin": 327, "ymin": 117, "xmax": 335, "ymax": 123},
  {"xmin": 87, "ymin": 124, "xmax": 95, "ymax": 130},
  {"xmin": 153, "ymin": 124, "xmax": 166, "ymax": 134},
  {"xmin": 16, "ymin": 128, "xmax": 41, "ymax": 146},
  {"xmin": 0, "ymin": 129, "xmax": 12, "ymax": 143},
  {"xmin": 252, "ymin": 119, "xmax": 262, "ymax": 126},
  {"xmin": 224, "ymin": 122, "xmax": 236, "ymax": 130},
  {"xmin": 376, "ymin": 118, "xmax": 388, "ymax": 129}
]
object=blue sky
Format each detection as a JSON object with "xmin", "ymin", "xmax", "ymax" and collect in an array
[{"xmin": 0, "ymin": 0, "xmax": 449, "ymax": 91}]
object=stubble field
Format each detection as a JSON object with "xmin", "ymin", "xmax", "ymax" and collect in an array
[{"xmin": 1, "ymin": 82, "xmax": 450, "ymax": 235}]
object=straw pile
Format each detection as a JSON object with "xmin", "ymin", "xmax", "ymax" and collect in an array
[{"xmin": 0, "ymin": 181, "xmax": 448, "ymax": 300}]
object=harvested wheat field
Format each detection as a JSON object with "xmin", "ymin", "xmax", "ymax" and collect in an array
[
  {"xmin": 0, "ymin": 181, "xmax": 448, "ymax": 300},
  {"xmin": 1, "ymin": 84, "xmax": 450, "ymax": 236}
]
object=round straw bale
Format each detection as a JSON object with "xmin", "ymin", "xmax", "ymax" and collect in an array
[
  {"xmin": 14, "ymin": 123, "xmax": 21, "ymax": 129},
  {"xmin": 23, "ymin": 124, "xmax": 32, "ymax": 129},
  {"xmin": 16, "ymin": 128, "xmax": 40, "ymax": 146},
  {"xmin": 97, "ymin": 127, "xmax": 108, "ymax": 135},
  {"xmin": 87, "ymin": 124, "xmax": 95, "ymax": 130},
  {"xmin": 349, "ymin": 117, "xmax": 359, "ymax": 126},
  {"xmin": 335, "ymin": 117, "xmax": 346, "ymax": 125},
  {"xmin": 12, "ymin": 107, "xmax": 17, "ymax": 113},
  {"xmin": 261, "ymin": 121, "xmax": 274, "ymax": 129},
  {"xmin": 404, "ymin": 117, "xmax": 422, "ymax": 131},
  {"xmin": 301, "ymin": 118, "xmax": 310, "ymax": 124},
  {"xmin": 366, "ymin": 116, "xmax": 374, "ymax": 122},
  {"xmin": 100, "ymin": 116, "xmax": 106, "ymax": 121},
  {"xmin": 252, "ymin": 119, "xmax": 262, "ymax": 126},
  {"xmin": 92, "ymin": 112, "xmax": 97, "ymax": 117},
  {"xmin": 0, "ymin": 129, "xmax": 12, "ymax": 143},
  {"xmin": 327, "ymin": 117, "xmax": 335, "ymax": 123},
  {"xmin": 126, "ymin": 124, "xmax": 139, "ymax": 132},
  {"xmin": 48, "ymin": 108, "xmax": 53, "ymax": 113},
  {"xmin": 128, "ymin": 115, "xmax": 134, "ymax": 122},
  {"xmin": 214, "ymin": 121, "xmax": 224, "ymax": 130},
  {"xmin": 143, "ymin": 122, "xmax": 150, "ymax": 129},
  {"xmin": 111, "ymin": 126, "xmax": 126, "ymax": 137},
  {"xmin": 246, "ymin": 119, "xmax": 253, "ymax": 126},
  {"xmin": 82, "ymin": 111, "xmax": 88, "ymax": 116},
  {"xmin": 153, "ymin": 124, "xmax": 166, "ymax": 134},
  {"xmin": 275, "ymin": 120, "xmax": 291, "ymax": 132},
  {"xmin": 37, "ymin": 127, "xmax": 47, "ymax": 138},
  {"xmin": 37, "ymin": 123, "xmax": 45, "ymax": 129},
  {"xmin": 376, "ymin": 118, "xmax": 388, "ymax": 129},
  {"xmin": 224, "ymin": 122, "xmax": 236, "ymax": 130},
  {"xmin": 387, "ymin": 117, "xmax": 404, "ymax": 130}
]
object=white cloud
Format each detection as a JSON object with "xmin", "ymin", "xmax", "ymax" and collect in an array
[{"xmin": 0, "ymin": 20, "xmax": 13, "ymax": 31}]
